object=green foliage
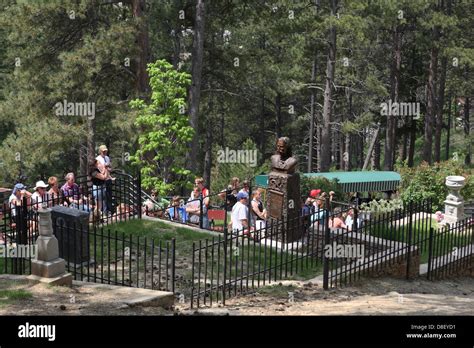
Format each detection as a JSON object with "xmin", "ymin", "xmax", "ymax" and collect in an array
[
  {"xmin": 0, "ymin": 1, "xmax": 138, "ymax": 185},
  {"xmin": 130, "ymin": 60, "xmax": 194, "ymax": 196},
  {"xmin": 397, "ymin": 160, "xmax": 474, "ymax": 211},
  {"xmin": 300, "ymin": 176, "xmax": 343, "ymax": 201}
]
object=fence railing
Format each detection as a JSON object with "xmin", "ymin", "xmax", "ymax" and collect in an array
[
  {"xmin": 0, "ymin": 171, "xmax": 141, "ymax": 275},
  {"xmin": 190, "ymin": 203, "xmax": 332, "ymax": 308},
  {"xmin": 426, "ymin": 218, "xmax": 473, "ymax": 280},
  {"xmin": 54, "ymin": 221, "xmax": 176, "ymax": 292},
  {"xmin": 2, "ymin": 184, "xmax": 473, "ymax": 308},
  {"xmin": 1, "ymin": 171, "xmax": 140, "ymax": 233},
  {"xmin": 325, "ymin": 200, "xmax": 433, "ymax": 288}
]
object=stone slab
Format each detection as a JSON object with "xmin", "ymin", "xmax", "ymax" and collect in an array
[
  {"xmin": 27, "ymin": 273, "xmax": 72, "ymax": 286},
  {"xmin": 72, "ymin": 281, "xmax": 175, "ymax": 309},
  {"xmin": 31, "ymin": 258, "xmax": 66, "ymax": 278}
]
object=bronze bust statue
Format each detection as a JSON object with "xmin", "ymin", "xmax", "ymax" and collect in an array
[{"xmin": 270, "ymin": 137, "xmax": 298, "ymax": 174}]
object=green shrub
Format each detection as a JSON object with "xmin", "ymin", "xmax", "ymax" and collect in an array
[{"xmin": 396, "ymin": 160, "xmax": 474, "ymax": 212}]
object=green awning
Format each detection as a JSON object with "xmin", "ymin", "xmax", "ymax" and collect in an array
[{"xmin": 255, "ymin": 171, "xmax": 401, "ymax": 193}]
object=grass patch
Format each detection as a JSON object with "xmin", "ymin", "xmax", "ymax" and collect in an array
[
  {"xmin": 257, "ymin": 284, "xmax": 296, "ymax": 298},
  {"xmin": 364, "ymin": 218, "xmax": 472, "ymax": 264},
  {"xmin": 0, "ymin": 289, "xmax": 32, "ymax": 306},
  {"xmin": 113, "ymin": 219, "xmax": 215, "ymax": 250},
  {"xmin": 287, "ymin": 262, "xmax": 324, "ymax": 280}
]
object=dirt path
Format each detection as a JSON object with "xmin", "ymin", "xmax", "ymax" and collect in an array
[{"xmin": 180, "ymin": 277, "xmax": 474, "ymax": 316}]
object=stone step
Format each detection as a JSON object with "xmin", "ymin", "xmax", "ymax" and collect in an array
[{"xmin": 71, "ymin": 281, "xmax": 175, "ymax": 308}]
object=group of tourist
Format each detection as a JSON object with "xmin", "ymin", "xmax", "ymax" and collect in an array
[
  {"xmin": 142, "ymin": 176, "xmax": 268, "ymax": 235},
  {"xmin": 6, "ymin": 145, "xmax": 115, "ymax": 224},
  {"xmin": 144, "ymin": 178, "xmax": 364, "ymax": 236},
  {"xmin": 301, "ymin": 189, "xmax": 360, "ymax": 231}
]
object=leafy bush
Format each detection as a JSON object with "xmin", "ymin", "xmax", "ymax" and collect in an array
[
  {"xmin": 130, "ymin": 60, "xmax": 194, "ymax": 196},
  {"xmin": 396, "ymin": 160, "xmax": 474, "ymax": 212}
]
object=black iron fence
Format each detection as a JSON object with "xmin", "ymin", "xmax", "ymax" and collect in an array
[
  {"xmin": 1, "ymin": 171, "xmax": 141, "ymax": 275},
  {"xmin": 426, "ymin": 218, "xmax": 473, "ymax": 280},
  {"xmin": 2, "ymin": 171, "xmax": 473, "ymax": 309},
  {"xmin": 190, "ymin": 204, "xmax": 331, "ymax": 308},
  {"xmin": 324, "ymin": 200, "xmax": 433, "ymax": 288},
  {"xmin": 54, "ymin": 221, "xmax": 176, "ymax": 292}
]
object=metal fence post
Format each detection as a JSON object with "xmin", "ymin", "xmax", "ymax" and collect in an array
[
  {"xmin": 353, "ymin": 206, "xmax": 359, "ymax": 233},
  {"xmin": 247, "ymin": 179, "xmax": 252, "ymax": 231},
  {"xmin": 171, "ymin": 238, "xmax": 176, "ymax": 293},
  {"xmin": 136, "ymin": 170, "xmax": 142, "ymax": 219},
  {"xmin": 323, "ymin": 197, "xmax": 330, "ymax": 290},
  {"xmin": 406, "ymin": 201, "xmax": 414, "ymax": 279},
  {"xmin": 427, "ymin": 227, "xmax": 434, "ymax": 280},
  {"xmin": 199, "ymin": 195, "xmax": 203, "ymax": 229},
  {"xmin": 21, "ymin": 196, "xmax": 28, "ymax": 245},
  {"xmin": 223, "ymin": 191, "xmax": 228, "ymax": 238}
]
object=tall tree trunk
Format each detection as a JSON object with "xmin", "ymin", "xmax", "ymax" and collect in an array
[
  {"xmin": 435, "ymin": 0, "xmax": 451, "ymax": 162},
  {"xmin": 187, "ymin": 0, "xmax": 206, "ymax": 174},
  {"xmin": 344, "ymin": 133, "xmax": 351, "ymax": 171},
  {"xmin": 86, "ymin": 117, "xmax": 95, "ymax": 169},
  {"xmin": 408, "ymin": 119, "xmax": 416, "ymax": 167},
  {"xmin": 132, "ymin": 0, "xmax": 150, "ymax": 96},
  {"xmin": 320, "ymin": 0, "xmax": 337, "ymax": 172},
  {"xmin": 220, "ymin": 110, "xmax": 224, "ymax": 146},
  {"xmin": 435, "ymin": 55, "xmax": 447, "ymax": 162},
  {"xmin": 344, "ymin": 91, "xmax": 352, "ymax": 171},
  {"xmin": 316, "ymin": 125, "xmax": 321, "ymax": 171},
  {"xmin": 308, "ymin": 55, "xmax": 317, "ymax": 172},
  {"xmin": 259, "ymin": 93, "xmax": 265, "ymax": 163},
  {"xmin": 79, "ymin": 144, "xmax": 87, "ymax": 177},
  {"xmin": 373, "ymin": 137, "xmax": 381, "ymax": 170},
  {"xmin": 384, "ymin": 26, "xmax": 401, "ymax": 171},
  {"xmin": 337, "ymin": 131, "xmax": 343, "ymax": 170},
  {"xmin": 445, "ymin": 94, "xmax": 451, "ymax": 160},
  {"xmin": 203, "ymin": 81, "xmax": 213, "ymax": 188},
  {"xmin": 358, "ymin": 134, "xmax": 364, "ymax": 169},
  {"xmin": 204, "ymin": 120, "xmax": 213, "ymax": 189},
  {"xmin": 400, "ymin": 132, "xmax": 408, "ymax": 162},
  {"xmin": 465, "ymin": 97, "xmax": 471, "ymax": 165},
  {"xmin": 364, "ymin": 127, "xmax": 379, "ymax": 170},
  {"xmin": 276, "ymin": 93, "xmax": 282, "ymax": 138},
  {"xmin": 423, "ymin": 26, "xmax": 439, "ymax": 164}
]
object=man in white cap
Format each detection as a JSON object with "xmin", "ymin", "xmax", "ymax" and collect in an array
[
  {"xmin": 96, "ymin": 145, "xmax": 112, "ymax": 175},
  {"xmin": 31, "ymin": 180, "xmax": 48, "ymax": 211},
  {"xmin": 96, "ymin": 144, "xmax": 114, "ymax": 214}
]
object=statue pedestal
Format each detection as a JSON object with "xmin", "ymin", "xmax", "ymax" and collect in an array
[
  {"xmin": 444, "ymin": 175, "xmax": 466, "ymax": 224},
  {"xmin": 267, "ymin": 172, "xmax": 301, "ymax": 243},
  {"xmin": 27, "ymin": 206, "xmax": 72, "ymax": 286},
  {"xmin": 444, "ymin": 199, "xmax": 464, "ymax": 224}
]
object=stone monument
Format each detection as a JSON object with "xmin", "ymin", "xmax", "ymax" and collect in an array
[
  {"xmin": 444, "ymin": 175, "xmax": 466, "ymax": 224},
  {"xmin": 266, "ymin": 137, "xmax": 301, "ymax": 243},
  {"xmin": 27, "ymin": 204, "xmax": 72, "ymax": 286}
]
